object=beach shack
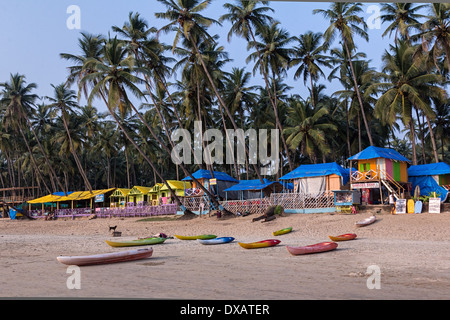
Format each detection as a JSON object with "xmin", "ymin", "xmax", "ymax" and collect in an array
[
  {"xmin": 279, "ymin": 162, "xmax": 350, "ymax": 195},
  {"xmin": 127, "ymin": 186, "xmax": 152, "ymax": 206},
  {"xmin": 27, "ymin": 188, "xmax": 116, "ymax": 217},
  {"xmin": 408, "ymin": 162, "xmax": 450, "ymax": 202},
  {"xmin": 149, "ymin": 181, "xmax": 192, "ymax": 205},
  {"xmin": 348, "ymin": 146, "xmax": 411, "ymax": 204},
  {"xmin": 110, "ymin": 188, "xmax": 131, "ymax": 207},
  {"xmin": 182, "ymin": 169, "xmax": 239, "ymax": 200},
  {"xmin": 223, "ymin": 179, "xmax": 284, "ymax": 200}
]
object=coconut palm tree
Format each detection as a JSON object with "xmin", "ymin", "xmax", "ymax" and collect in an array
[
  {"xmin": 289, "ymin": 31, "xmax": 331, "ymax": 108},
  {"xmin": 370, "ymin": 41, "xmax": 446, "ymax": 164},
  {"xmin": 413, "ymin": 3, "xmax": 450, "ymax": 74},
  {"xmin": 0, "ymin": 73, "xmax": 53, "ymax": 194},
  {"xmin": 156, "ymin": 0, "xmax": 266, "ymax": 185},
  {"xmin": 284, "ymin": 98, "xmax": 337, "ymax": 164},
  {"xmin": 314, "ymin": 2, "xmax": 374, "ymax": 146},
  {"xmin": 46, "ymin": 83, "xmax": 93, "ymax": 192},
  {"xmin": 380, "ymin": 3, "xmax": 426, "ymax": 43}
]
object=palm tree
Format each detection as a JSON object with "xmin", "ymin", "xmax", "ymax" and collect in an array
[
  {"xmin": 416, "ymin": 3, "xmax": 450, "ymax": 75},
  {"xmin": 380, "ymin": 3, "xmax": 426, "ymax": 43},
  {"xmin": 289, "ymin": 31, "xmax": 331, "ymax": 108},
  {"xmin": 432, "ymin": 98, "xmax": 450, "ymax": 162},
  {"xmin": 284, "ymin": 98, "xmax": 337, "ymax": 164},
  {"xmin": 0, "ymin": 73, "xmax": 53, "ymax": 194},
  {"xmin": 220, "ymin": 0, "xmax": 295, "ymax": 173},
  {"xmin": 370, "ymin": 41, "xmax": 446, "ymax": 164},
  {"xmin": 314, "ymin": 2, "xmax": 374, "ymax": 146},
  {"xmin": 46, "ymin": 83, "xmax": 93, "ymax": 192},
  {"xmin": 156, "ymin": 0, "xmax": 266, "ymax": 185},
  {"xmin": 60, "ymin": 32, "xmax": 105, "ymax": 99},
  {"xmin": 247, "ymin": 22, "xmax": 295, "ymax": 172}
]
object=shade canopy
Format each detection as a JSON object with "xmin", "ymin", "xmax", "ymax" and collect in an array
[{"xmin": 28, "ymin": 188, "xmax": 116, "ymax": 204}]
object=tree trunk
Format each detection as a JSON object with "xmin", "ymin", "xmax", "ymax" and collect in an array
[
  {"xmin": 344, "ymin": 40, "xmax": 374, "ymax": 146},
  {"xmin": 249, "ymin": 26, "xmax": 293, "ymax": 172},
  {"xmin": 188, "ymin": 32, "xmax": 265, "ymax": 185},
  {"xmin": 410, "ymin": 118, "xmax": 418, "ymax": 165}
]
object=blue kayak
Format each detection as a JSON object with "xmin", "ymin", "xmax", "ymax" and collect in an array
[{"xmin": 197, "ymin": 237, "xmax": 235, "ymax": 245}]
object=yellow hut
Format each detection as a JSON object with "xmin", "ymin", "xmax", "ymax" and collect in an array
[
  {"xmin": 127, "ymin": 186, "xmax": 152, "ymax": 206},
  {"xmin": 110, "ymin": 188, "xmax": 131, "ymax": 207},
  {"xmin": 148, "ymin": 181, "xmax": 192, "ymax": 205}
]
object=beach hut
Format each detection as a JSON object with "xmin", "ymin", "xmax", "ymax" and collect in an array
[
  {"xmin": 408, "ymin": 162, "xmax": 450, "ymax": 202},
  {"xmin": 149, "ymin": 181, "xmax": 192, "ymax": 205},
  {"xmin": 347, "ymin": 146, "xmax": 411, "ymax": 204},
  {"xmin": 127, "ymin": 186, "xmax": 152, "ymax": 206},
  {"xmin": 223, "ymin": 179, "xmax": 284, "ymax": 200},
  {"xmin": 279, "ymin": 162, "xmax": 350, "ymax": 196},
  {"xmin": 110, "ymin": 188, "xmax": 131, "ymax": 207},
  {"xmin": 182, "ymin": 169, "xmax": 238, "ymax": 200}
]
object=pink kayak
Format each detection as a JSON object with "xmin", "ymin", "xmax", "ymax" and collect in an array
[{"xmin": 286, "ymin": 242, "xmax": 338, "ymax": 255}]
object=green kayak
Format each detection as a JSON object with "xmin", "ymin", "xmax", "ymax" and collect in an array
[{"xmin": 106, "ymin": 237, "xmax": 167, "ymax": 247}]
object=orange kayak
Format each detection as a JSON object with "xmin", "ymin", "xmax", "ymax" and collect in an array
[
  {"xmin": 328, "ymin": 233, "xmax": 357, "ymax": 241},
  {"xmin": 286, "ymin": 242, "xmax": 338, "ymax": 255}
]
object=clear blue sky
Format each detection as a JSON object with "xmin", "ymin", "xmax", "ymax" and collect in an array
[{"xmin": 0, "ymin": 0, "xmax": 396, "ymax": 110}]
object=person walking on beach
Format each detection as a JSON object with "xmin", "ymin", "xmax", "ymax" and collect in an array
[{"xmin": 389, "ymin": 193, "xmax": 396, "ymax": 215}]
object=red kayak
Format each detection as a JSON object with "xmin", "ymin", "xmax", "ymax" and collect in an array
[
  {"xmin": 328, "ymin": 233, "xmax": 357, "ymax": 241},
  {"xmin": 286, "ymin": 242, "xmax": 338, "ymax": 255}
]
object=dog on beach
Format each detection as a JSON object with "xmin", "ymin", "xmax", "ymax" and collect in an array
[{"xmin": 109, "ymin": 225, "xmax": 118, "ymax": 232}]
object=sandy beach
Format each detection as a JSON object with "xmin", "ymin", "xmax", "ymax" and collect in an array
[{"xmin": 1, "ymin": 209, "xmax": 450, "ymax": 300}]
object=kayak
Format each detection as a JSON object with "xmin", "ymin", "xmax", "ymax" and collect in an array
[
  {"xmin": 197, "ymin": 237, "xmax": 235, "ymax": 245},
  {"xmin": 355, "ymin": 215, "xmax": 376, "ymax": 227},
  {"xmin": 238, "ymin": 239, "xmax": 281, "ymax": 249},
  {"xmin": 105, "ymin": 237, "xmax": 167, "ymax": 248},
  {"xmin": 174, "ymin": 234, "xmax": 217, "ymax": 240},
  {"xmin": 286, "ymin": 242, "xmax": 338, "ymax": 255},
  {"xmin": 328, "ymin": 233, "xmax": 357, "ymax": 241},
  {"xmin": 273, "ymin": 227, "xmax": 293, "ymax": 236},
  {"xmin": 57, "ymin": 248, "xmax": 153, "ymax": 266}
]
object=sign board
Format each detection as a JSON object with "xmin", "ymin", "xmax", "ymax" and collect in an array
[
  {"xmin": 428, "ymin": 198, "xmax": 441, "ymax": 213},
  {"xmin": 395, "ymin": 199, "xmax": 407, "ymax": 214},
  {"xmin": 95, "ymin": 194, "xmax": 105, "ymax": 203},
  {"xmin": 351, "ymin": 182, "xmax": 380, "ymax": 189},
  {"xmin": 210, "ymin": 178, "xmax": 217, "ymax": 185}
]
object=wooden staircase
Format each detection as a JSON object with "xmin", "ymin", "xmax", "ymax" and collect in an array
[{"xmin": 379, "ymin": 168, "xmax": 405, "ymax": 200}]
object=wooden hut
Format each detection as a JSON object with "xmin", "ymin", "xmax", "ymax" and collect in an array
[
  {"xmin": 127, "ymin": 186, "xmax": 152, "ymax": 206},
  {"xmin": 148, "ymin": 181, "xmax": 192, "ymax": 205},
  {"xmin": 110, "ymin": 188, "xmax": 131, "ymax": 207},
  {"xmin": 348, "ymin": 146, "xmax": 411, "ymax": 204}
]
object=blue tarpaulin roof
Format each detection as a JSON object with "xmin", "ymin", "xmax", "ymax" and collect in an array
[
  {"xmin": 279, "ymin": 162, "xmax": 350, "ymax": 185},
  {"xmin": 182, "ymin": 169, "xmax": 238, "ymax": 183},
  {"xmin": 347, "ymin": 146, "xmax": 410, "ymax": 162},
  {"xmin": 223, "ymin": 179, "xmax": 283, "ymax": 192},
  {"xmin": 52, "ymin": 192, "xmax": 74, "ymax": 196},
  {"xmin": 408, "ymin": 162, "xmax": 450, "ymax": 177}
]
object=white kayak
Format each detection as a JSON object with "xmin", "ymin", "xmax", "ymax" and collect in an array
[
  {"xmin": 57, "ymin": 248, "xmax": 153, "ymax": 266},
  {"xmin": 355, "ymin": 215, "xmax": 377, "ymax": 227}
]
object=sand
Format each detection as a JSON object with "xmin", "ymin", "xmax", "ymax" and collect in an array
[{"xmin": 1, "ymin": 209, "xmax": 450, "ymax": 300}]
